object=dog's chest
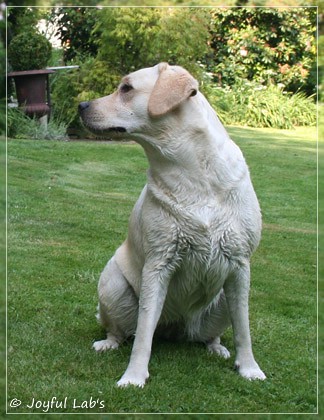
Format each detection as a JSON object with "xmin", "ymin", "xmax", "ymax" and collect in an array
[
  {"xmin": 176, "ymin": 202, "xmax": 242, "ymax": 263},
  {"xmin": 164, "ymin": 207, "xmax": 240, "ymax": 318}
]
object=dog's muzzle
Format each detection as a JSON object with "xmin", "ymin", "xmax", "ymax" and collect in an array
[{"xmin": 78, "ymin": 101, "xmax": 127, "ymax": 134}]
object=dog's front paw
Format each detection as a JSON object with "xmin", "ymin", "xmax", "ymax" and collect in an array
[
  {"xmin": 117, "ymin": 370, "xmax": 149, "ymax": 388},
  {"xmin": 93, "ymin": 334, "xmax": 119, "ymax": 352},
  {"xmin": 235, "ymin": 360, "xmax": 266, "ymax": 381}
]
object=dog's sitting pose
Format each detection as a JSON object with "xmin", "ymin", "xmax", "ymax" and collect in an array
[{"xmin": 79, "ymin": 63, "xmax": 266, "ymax": 387}]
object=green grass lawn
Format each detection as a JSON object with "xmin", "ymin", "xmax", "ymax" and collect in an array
[{"xmin": 6, "ymin": 126, "xmax": 317, "ymax": 415}]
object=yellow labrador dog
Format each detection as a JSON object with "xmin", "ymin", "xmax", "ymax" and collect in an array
[{"xmin": 79, "ymin": 63, "xmax": 266, "ymax": 387}]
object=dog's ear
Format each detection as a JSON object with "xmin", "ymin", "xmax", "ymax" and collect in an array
[{"xmin": 148, "ymin": 64, "xmax": 198, "ymax": 118}]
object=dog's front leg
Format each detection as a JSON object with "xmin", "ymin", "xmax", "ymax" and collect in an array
[
  {"xmin": 117, "ymin": 264, "xmax": 171, "ymax": 388},
  {"xmin": 224, "ymin": 263, "xmax": 266, "ymax": 381}
]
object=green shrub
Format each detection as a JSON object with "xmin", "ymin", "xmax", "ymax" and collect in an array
[
  {"xmin": 50, "ymin": 56, "xmax": 121, "ymax": 130},
  {"xmin": 51, "ymin": 59, "xmax": 316, "ymax": 132},
  {"xmin": 206, "ymin": 79, "xmax": 316, "ymax": 129},
  {"xmin": 7, "ymin": 108, "xmax": 68, "ymax": 140},
  {"xmin": 94, "ymin": 7, "xmax": 211, "ymax": 78},
  {"xmin": 8, "ymin": 31, "xmax": 52, "ymax": 71},
  {"xmin": 208, "ymin": 7, "xmax": 317, "ymax": 96},
  {"xmin": 48, "ymin": 7, "xmax": 316, "ymax": 131},
  {"xmin": 50, "ymin": 8, "xmax": 211, "ymax": 130},
  {"xmin": 50, "ymin": 67, "xmax": 83, "ymax": 129}
]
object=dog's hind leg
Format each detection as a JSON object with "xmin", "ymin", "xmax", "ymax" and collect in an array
[
  {"xmin": 188, "ymin": 290, "xmax": 231, "ymax": 358},
  {"xmin": 207, "ymin": 336, "xmax": 231, "ymax": 359},
  {"xmin": 206, "ymin": 291, "xmax": 231, "ymax": 358},
  {"xmin": 93, "ymin": 256, "xmax": 138, "ymax": 352}
]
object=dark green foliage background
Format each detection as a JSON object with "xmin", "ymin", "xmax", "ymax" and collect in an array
[
  {"xmin": 46, "ymin": 7, "xmax": 317, "ymax": 131},
  {"xmin": 208, "ymin": 8, "xmax": 317, "ymax": 95}
]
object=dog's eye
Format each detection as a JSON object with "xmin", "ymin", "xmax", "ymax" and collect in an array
[{"xmin": 120, "ymin": 84, "xmax": 133, "ymax": 93}]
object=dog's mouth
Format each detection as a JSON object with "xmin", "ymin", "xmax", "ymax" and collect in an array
[
  {"xmin": 107, "ymin": 127, "xmax": 127, "ymax": 133},
  {"xmin": 81, "ymin": 121, "xmax": 127, "ymax": 136},
  {"xmin": 92, "ymin": 126, "xmax": 128, "ymax": 136}
]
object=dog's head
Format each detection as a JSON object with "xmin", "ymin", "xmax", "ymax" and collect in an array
[{"xmin": 79, "ymin": 63, "xmax": 198, "ymax": 139}]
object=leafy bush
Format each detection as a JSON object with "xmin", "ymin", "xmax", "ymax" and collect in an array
[
  {"xmin": 51, "ymin": 7, "xmax": 317, "ymax": 98},
  {"xmin": 48, "ymin": 7, "xmax": 316, "ymax": 131},
  {"xmin": 50, "ymin": 56, "xmax": 122, "ymax": 130},
  {"xmin": 205, "ymin": 79, "xmax": 316, "ymax": 129},
  {"xmin": 8, "ymin": 31, "xmax": 52, "ymax": 71},
  {"xmin": 7, "ymin": 108, "xmax": 68, "ymax": 140},
  {"xmin": 50, "ymin": 8, "xmax": 212, "ymax": 129},
  {"xmin": 50, "ymin": 66, "xmax": 83, "ymax": 129},
  {"xmin": 94, "ymin": 7, "xmax": 211, "ymax": 77},
  {"xmin": 208, "ymin": 7, "xmax": 317, "ymax": 96}
]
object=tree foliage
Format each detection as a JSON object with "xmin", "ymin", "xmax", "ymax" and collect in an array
[
  {"xmin": 47, "ymin": 6, "xmax": 317, "ymax": 130},
  {"xmin": 50, "ymin": 7, "xmax": 99, "ymax": 63},
  {"xmin": 7, "ymin": 6, "xmax": 44, "ymax": 41},
  {"xmin": 208, "ymin": 7, "xmax": 317, "ymax": 95},
  {"xmin": 94, "ymin": 7, "xmax": 211, "ymax": 77},
  {"xmin": 52, "ymin": 7, "xmax": 316, "ymax": 96}
]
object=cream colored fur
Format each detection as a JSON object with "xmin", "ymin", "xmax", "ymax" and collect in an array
[{"xmin": 79, "ymin": 63, "xmax": 266, "ymax": 387}]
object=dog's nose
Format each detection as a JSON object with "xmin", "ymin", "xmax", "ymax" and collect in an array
[{"xmin": 78, "ymin": 101, "xmax": 90, "ymax": 113}]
